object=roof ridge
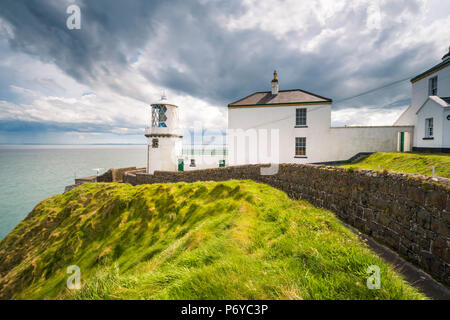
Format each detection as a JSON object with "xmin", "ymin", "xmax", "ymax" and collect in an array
[
  {"xmin": 251, "ymin": 88, "xmax": 331, "ymax": 99},
  {"xmin": 228, "ymin": 88, "xmax": 332, "ymax": 106}
]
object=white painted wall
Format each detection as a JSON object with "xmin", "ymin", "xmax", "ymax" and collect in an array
[
  {"xmin": 181, "ymin": 155, "xmax": 226, "ymax": 171},
  {"xmin": 227, "ymin": 104, "xmax": 332, "ymax": 165},
  {"xmin": 415, "ymin": 99, "xmax": 448, "ymax": 148},
  {"xmin": 147, "ymin": 102, "xmax": 183, "ymax": 174},
  {"xmin": 411, "ymin": 66, "xmax": 450, "ymax": 115},
  {"xmin": 444, "ymin": 109, "xmax": 450, "ymax": 148},
  {"xmin": 227, "ymin": 104, "xmax": 414, "ymax": 164},
  {"xmin": 148, "ymin": 137, "xmax": 182, "ymax": 174},
  {"xmin": 395, "ymin": 63, "xmax": 450, "ymax": 127},
  {"xmin": 327, "ymin": 126, "xmax": 413, "ymax": 161},
  {"xmin": 394, "ymin": 105, "xmax": 417, "ymax": 126}
]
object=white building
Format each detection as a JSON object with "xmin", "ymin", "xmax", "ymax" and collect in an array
[
  {"xmin": 395, "ymin": 48, "xmax": 450, "ymax": 152},
  {"xmin": 146, "ymin": 48, "xmax": 449, "ymax": 173},
  {"xmin": 227, "ymin": 71, "xmax": 414, "ymax": 165},
  {"xmin": 228, "ymin": 49, "xmax": 450, "ymax": 165},
  {"xmin": 145, "ymin": 96, "xmax": 227, "ymax": 173},
  {"xmin": 145, "ymin": 96, "xmax": 183, "ymax": 174}
]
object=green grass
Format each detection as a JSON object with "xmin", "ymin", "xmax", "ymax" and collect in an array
[
  {"xmin": 0, "ymin": 181, "xmax": 426, "ymax": 300},
  {"xmin": 340, "ymin": 152, "xmax": 450, "ymax": 178}
]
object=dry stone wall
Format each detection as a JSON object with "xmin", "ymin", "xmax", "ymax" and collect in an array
[
  {"xmin": 97, "ymin": 167, "xmax": 137, "ymax": 182},
  {"xmin": 121, "ymin": 164, "xmax": 450, "ymax": 285}
]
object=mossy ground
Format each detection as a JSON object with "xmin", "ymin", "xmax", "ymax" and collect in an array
[
  {"xmin": 0, "ymin": 181, "xmax": 426, "ymax": 300},
  {"xmin": 340, "ymin": 152, "xmax": 450, "ymax": 178}
]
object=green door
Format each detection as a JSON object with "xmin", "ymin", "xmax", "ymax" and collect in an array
[
  {"xmin": 400, "ymin": 132, "xmax": 405, "ymax": 152},
  {"xmin": 219, "ymin": 160, "xmax": 225, "ymax": 167},
  {"xmin": 178, "ymin": 159, "xmax": 184, "ymax": 171}
]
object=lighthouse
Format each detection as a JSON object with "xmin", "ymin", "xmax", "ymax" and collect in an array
[{"xmin": 145, "ymin": 95, "xmax": 183, "ymax": 174}]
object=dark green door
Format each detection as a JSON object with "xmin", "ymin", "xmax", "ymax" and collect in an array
[
  {"xmin": 400, "ymin": 132, "xmax": 405, "ymax": 152},
  {"xmin": 219, "ymin": 160, "xmax": 225, "ymax": 167},
  {"xmin": 178, "ymin": 159, "xmax": 184, "ymax": 171}
]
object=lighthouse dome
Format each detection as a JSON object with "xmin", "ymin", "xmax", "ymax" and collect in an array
[{"xmin": 147, "ymin": 95, "xmax": 182, "ymax": 137}]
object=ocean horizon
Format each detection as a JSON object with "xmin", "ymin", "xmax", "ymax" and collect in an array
[{"xmin": 0, "ymin": 145, "xmax": 148, "ymax": 240}]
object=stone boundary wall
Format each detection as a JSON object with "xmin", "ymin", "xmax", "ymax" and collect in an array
[
  {"xmin": 122, "ymin": 164, "xmax": 450, "ymax": 286},
  {"xmin": 97, "ymin": 167, "xmax": 138, "ymax": 183}
]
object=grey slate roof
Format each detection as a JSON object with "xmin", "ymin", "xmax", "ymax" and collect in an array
[{"xmin": 229, "ymin": 89, "xmax": 332, "ymax": 107}]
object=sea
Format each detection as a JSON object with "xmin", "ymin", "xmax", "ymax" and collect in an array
[{"xmin": 0, "ymin": 145, "xmax": 147, "ymax": 240}]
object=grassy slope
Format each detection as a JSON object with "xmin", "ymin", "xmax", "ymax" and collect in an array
[
  {"xmin": 340, "ymin": 152, "xmax": 450, "ymax": 178},
  {"xmin": 0, "ymin": 181, "xmax": 426, "ymax": 300}
]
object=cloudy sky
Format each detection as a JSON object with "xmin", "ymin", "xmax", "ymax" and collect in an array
[{"xmin": 0, "ymin": 0, "xmax": 448, "ymax": 144}]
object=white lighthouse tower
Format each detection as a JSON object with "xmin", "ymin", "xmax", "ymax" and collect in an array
[{"xmin": 145, "ymin": 95, "xmax": 183, "ymax": 174}]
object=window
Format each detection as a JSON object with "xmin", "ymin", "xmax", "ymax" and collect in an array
[
  {"xmin": 429, "ymin": 77, "xmax": 438, "ymax": 96},
  {"xmin": 152, "ymin": 138, "xmax": 159, "ymax": 148},
  {"xmin": 151, "ymin": 104, "xmax": 168, "ymax": 127},
  {"xmin": 425, "ymin": 118, "xmax": 433, "ymax": 138},
  {"xmin": 295, "ymin": 137, "xmax": 306, "ymax": 156},
  {"xmin": 190, "ymin": 159, "xmax": 196, "ymax": 167},
  {"xmin": 296, "ymin": 108, "xmax": 307, "ymax": 126}
]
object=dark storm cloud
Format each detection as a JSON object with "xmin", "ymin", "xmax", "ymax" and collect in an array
[
  {"xmin": 0, "ymin": 0, "xmax": 445, "ymax": 112},
  {"xmin": 0, "ymin": 0, "xmax": 161, "ymax": 83}
]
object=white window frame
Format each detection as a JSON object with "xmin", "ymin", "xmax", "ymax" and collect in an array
[
  {"xmin": 425, "ymin": 118, "xmax": 433, "ymax": 138},
  {"xmin": 295, "ymin": 137, "xmax": 306, "ymax": 156},
  {"xmin": 296, "ymin": 108, "xmax": 307, "ymax": 127},
  {"xmin": 428, "ymin": 76, "xmax": 438, "ymax": 96}
]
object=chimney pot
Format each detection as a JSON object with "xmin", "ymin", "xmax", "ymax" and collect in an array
[{"xmin": 271, "ymin": 70, "xmax": 279, "ymax": 95}]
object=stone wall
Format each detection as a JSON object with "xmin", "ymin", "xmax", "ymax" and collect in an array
[
  {"xmin": 97, "ymin": 167, "xmax": 138, "ymax": 182},
  {"xmin": 122, "ymin": 164, "xmax": 450, "ymax": 286}
]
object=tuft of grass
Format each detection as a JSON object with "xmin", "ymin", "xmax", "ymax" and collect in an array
[
  {"xmin": 0, "ymin": 181, "xmax": 427, "ymax": 300},
  {"xmin": 340, "ymin": 152, "xmax": 450, "ymax": 178}
]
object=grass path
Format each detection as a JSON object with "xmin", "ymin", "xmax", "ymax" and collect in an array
[{"xmin": 340, "ymin": 152, "xmax": 450, "ymax": 178}]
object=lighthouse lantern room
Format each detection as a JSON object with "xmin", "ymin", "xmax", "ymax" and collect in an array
[{"xmin": 145, "ymin": 95, "xmax": 183, "ymax": 174}]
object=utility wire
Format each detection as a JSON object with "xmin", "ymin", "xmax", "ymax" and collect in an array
[
  {"xmin": 238, "ymin": 66, "xmax": 450, "ymax": 130},
  {"xmin": 335, "ymin": 63, "xmax": 450, "ymax": 104},
  {"xmin": 334, "ymin": 76, "xmax": 412, "ymax": 104}
]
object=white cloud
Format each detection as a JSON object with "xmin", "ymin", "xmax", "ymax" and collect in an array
[
  {"xmin": 1, "ymin": 81, "xmax": 227, "ymax": 134},
  {"xmin": 220, "ymin": 0, "xmax": 448, "ymax": 61},
  {"xmin": 0, "ymin": 0, "xmax": 448, "ymax": 144},
  {"xmin": 0, "ymin": 35, "xmax": 227, "ymax": 135},
  {"xmin": 331, "ymin": 106, "xmax": 406, "ymax": 126}
]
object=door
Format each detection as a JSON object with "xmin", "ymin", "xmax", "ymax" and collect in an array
[
  {"xmin": 178, "ymin": 159, "xmax": 184, "ymax": 171},
  {"xmin": 400, "ymin": 132, "xmax": 405, "ymax": 152}
]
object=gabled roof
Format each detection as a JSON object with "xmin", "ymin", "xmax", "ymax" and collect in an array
[
  {"xmin": 228, "ymin": 89, "xmax": 332, "ymax": 108},
  {"xmin": 411, "ymin": 59, "xmax": 450, "ymax": 83},
  {"xmin": 416, "ymin": 96, "xmax": 450, "ymax": 114}
]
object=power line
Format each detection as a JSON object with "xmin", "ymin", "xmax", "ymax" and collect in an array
[
  {"xmin": 334, "ymin": 76, "xmax": 412, "ymax": 104},
  {"xmin": 238, "ymin": 66, "xmax": 450, "ymax": 130},
  {"xmin": 335, "ymin": 63, "xmax": 450, "ymax": 104}
]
